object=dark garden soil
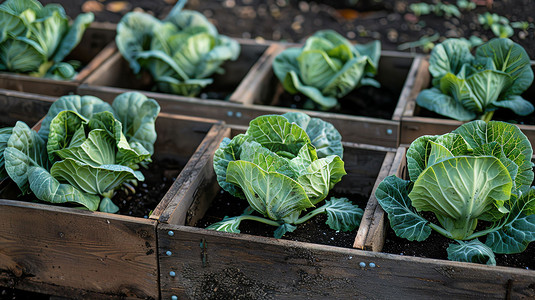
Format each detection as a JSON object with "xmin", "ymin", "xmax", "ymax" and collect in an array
[
  {"xmin": 275, "ymin": 84, "xmax": 398, "ymax": 119},
  {"xmin": 382, "ymin": 212, "xmax": 535, "ymax": 269},
  {"xmin": 195, "ymin": 190, "xmax": 369, "ymax": 248},
  {"xmin": 113, "ymin": 156, "xmax": 182, "ymax": 217},
  {"xmin": 42, "ymin": 0, "xmax": 535, "ymax": 59}
]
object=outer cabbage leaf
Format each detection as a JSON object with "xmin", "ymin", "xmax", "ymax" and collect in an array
[
  {"xmin": 111, "ymin": 92, "xmax": 160, "ymax": 155},
  {"xmin": 116, "ymin": 11, "xmax": 162, "ymax": 73},
  {"xmin": 0, "ymin": 127, "xmax": 13, "ymax": 180},
  {"xmin": 428, "ymin": 38, "xmax": 473, "ymax": 83},
  {"xmin": 447, "ymin": 240, "xmax": 496, "ymax": 266},
  {"xmin": 375, "ymin": 175, "xmax": 431, "ymax": 241},
  {"xmin": 283, "ymin": 71, "xmax": 338, "ymax": 110},
  {"xmin": 323, "ymin": 197, "xmax": 363, "ymax": 231},
  {"xmin": 416, "ymin": 87, "xmax": 477, "ymax": 121},
  {"xmin": 475, "ymin": 38, "xmax": 534, "ymax": 95},
  {"xmin": 52, "ymin": 12, "xmax": 94, "ymax": 63},
  {"xmin": 238, "ymin": 141, "xmax": 295, "ymax": 179},
  {"xmin": 273, "ymin": 47, "xmax": 301, "ymax": 88},
  {"xmin": 28, "ymin": 165, "xmax": 100, "ymax": 211},
  {"xmin": 0, "ymin": 39, "xmax": 45, "ymax": 73},
  {"xmin": 282, "ymin": 112, "xmax": 343, "ymax": 158},
  {"xmin": 4, "ymin": 121, "xmax": 49, "ymax": 194},
  {"xmin": 213, "ymin": 134, "xmax": 250, "ymax": 198},
  {"xmin": 493, "ymin": 95, "xmax": 535, "ymax": 116},
  {"xmin": 46, "ymin": 110, "xmax": 86, "ymax": 161},
  {"xmin": 164, "ymin": 0, "xmax": 218, "ymax": 35},
  {"xmin": 410, "ymin": 156, "xmax": 512, "ymax": 240},
  {"xmin": 226, "ymin": 160, "xmax": 313, "ymax": 224}
]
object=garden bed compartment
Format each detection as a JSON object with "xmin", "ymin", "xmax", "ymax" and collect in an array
[
  {"xmin": 400, "ymin": 57, "xmax": 535, "ymax": 147},
  {"xmin": 0, "ymin": 90, "xmax": 228, "ymax": 299},
  {"xmin": 0, "ymin": 23, "xmax": 117, "ymax": 97}
]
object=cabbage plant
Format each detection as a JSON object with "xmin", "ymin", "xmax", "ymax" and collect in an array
[
  {"xmin": 272, "ymin": 30, "xmax": 381, "ymax": 110},
  {"xmin": 116, "ymin": 0, "xmax": 240, "ymax": 97},
  {"xmin": 376, "ymin": 121, "xmax": 535, "ymax": 265},
  {"xmin": 0, "ymin": 92, "xmax": 160, "ymax": 213},
  {"xmin": 416, "ymin": 38, "xmax": 534, "ymax": 122},
  {"xmin": 209, "ymin": 112, "xmax": 363, "ymax": 238},
  {"xmin": 0, "ymin": 0, "xmax": 94, "ymax": 79}
]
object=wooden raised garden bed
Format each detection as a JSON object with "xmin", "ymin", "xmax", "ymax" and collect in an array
[
  {"xmin": 156, "ymin": 125, "xmax": 535, "ymax": 298},
  {"xmin": 0, "ymin": 90, "xmax": 228, "ymax": 299},
  {"xmin": 0, "ymin": 23, "xmax": 117, "ymax": 97},
  {"xmin": 154, "ymin": 125, "xmax": 407, "ymax": 298},
  {"xmin": 79, "ymin": 43, "xmax": 418, "ymax": 148},
  {"xmin": 233, "ymin": 47, "xmax": 418, "ymax": 148},
  {"xmin": 400, "ymin": 57, "xmax": 535, "ymax": 147}
]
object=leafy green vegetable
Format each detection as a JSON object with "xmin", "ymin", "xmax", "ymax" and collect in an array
[
  {"xmin": 116, "ymin": 0, "xmax": 240, "ymax": 97},
  {"xmin": 416, "ymin": 38, "xmax": 534, "ymax": 122},
  {"xmin": 1, "ymin": 92, "xmax": 160, "ymax": 213},
  {"xmin": 273, "ymin": 30, "xmax": 381, "ymax": 110},
  {"xmin": 209, "ymin": 112, "xmax": 362, "ymax": 238},
  {"xmin": 376, "ymin": 121, "xmax": 535, "ymax": 265},
  {"xmin": 0, "ymin": 0, "xmax": 94, "ymax": 79}
]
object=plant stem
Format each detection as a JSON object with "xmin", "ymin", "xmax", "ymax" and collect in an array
[
  {"xmin": 294, "ymin": 206, "xmax": 326, "ymax": 225},
  {"xmin": 428, "ymin": 223, "xmax": 455, "ymax": 239},
  {"xmin": 480, "ymin": 111, "xmax": 495, "ymax": 123},
  {"xmin": 238, "ymin": 215, "xmax": 281, "ymax": 227}
]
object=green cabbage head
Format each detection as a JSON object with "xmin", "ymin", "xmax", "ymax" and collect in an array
[
  {"xmin": 375, "ymin": 120, "xmax": 535, "ymax": 265},
  {"xmin": 416, "ymin": 38, "xmax": 534, "ymax": 122},
  {"xmin": 116, "ymin": 0, "xmax": 240, "ymax": 97},
  {"xmin": 273, "ymin": 30, "xmax": 381, "ymax": 110},
  {"xmin": 0, "ymin": 92, "xmax": 160, "ymax": 213},
  {"xmin": 0, "ymin": 0, "xmax": 94, "ymax": 79},
  {"xmin": 208, "ymin": 112, "xmax": 363, "ymax": 238}
]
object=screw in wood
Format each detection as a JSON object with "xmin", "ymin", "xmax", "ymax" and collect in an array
[
  {"xmin": 359, "ymin": 262, "xmax": 366, "ymax": 268},
  {"xmin": 369, "ymin": 263, "xmax": 376, "ymax": 268},
  {"xmin": 169, "ymin": 271, "xmax": 176, "ymax": 277},
  {"xmin": 166, "ymin": 251, "xmax": 172, "ymax": 256},
  {"xmin": 171, "ymin": 296, "xmax": 178, "ymax": 300},
  {"xmin": 168, "ymin": 231, "xmax": 174, "ymax": 236}
]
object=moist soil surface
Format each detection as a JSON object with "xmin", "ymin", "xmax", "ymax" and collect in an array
[
  {"xmin": 195, "ymin": 191, "xmax": 368, "ymax": 248},
  {"xmin": 42, "ymin": 0, "xmax": 535, "ymax": 59},
  {"xmin": 382, "ymin": 212, "xmax": 535, "ymax": 269}
]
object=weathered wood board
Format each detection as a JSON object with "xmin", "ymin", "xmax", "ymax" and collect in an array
[{"xmin": 0, "ymin": 23, "xmax": 116, "ymax": 97}]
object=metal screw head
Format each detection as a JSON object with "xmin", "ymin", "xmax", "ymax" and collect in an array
[
  {"xmin": 169, "ymin": 271, "xmax": 176, "ymax": 277},
  {"xmin": 359, "ymin": 262, "xmax": 366, "ymax": 268},
  {"xmin": 227, "ymin": 111, "xmax": 233, "ymax": 117},
  {"xmin": 166, "ymin": 251, "xmax": 172, "ymax": 256},
  {"xmin": 369, "ymin": 262, "xmax": 376, "ymax": 268},
  {"xmin": 168, "ymin": 231, "xmax": 174, "ymax": 236},
  {"xmin": 236, "ymin": 112, "xmax": 242, "ymax": 118},
  {"xmin": 386, "ymin": 128, "xmax": 393, "ymax": 135},
  {"xmin": 171, "ymin": 296, "xmax": 178, "ymax": 300}
]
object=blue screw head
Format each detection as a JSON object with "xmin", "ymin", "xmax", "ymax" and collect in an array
[
  {"xmin": 169, "ymin": 271, "xmax": 176, "ymax": 277},
  {"xmin": 236, "ymin": 112, "xmax": 242, "ymax": 118},
  {"xmin": 369, "ymin": 262, "xmax": 376, "ymax": 268},
  {"xmin": 166, "ymin": 251, "xmax": 172, "ymax": 256},
  {"xmin": 386, "ymin": 128, "xmax": 393, "ymax": 135},
  {"xmin": 359, "ymin": 262, "xmax": 366, "ymax": 268},
  {"xmin": 168, "ymin": 231, "xmax": 174, "ymax": 236},
  {"xmin": 227, "ymin": 111, "xmax": 233, "ymax": 117},
  {"xmin": 171, "ymin": 296, "xmax": 178, "ymax": 300}
]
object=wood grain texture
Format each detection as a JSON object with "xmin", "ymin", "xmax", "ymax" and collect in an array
[
  {"xmin": 0, "ymin": 200, "xmax": 159, "ymax": 299},
  {"xmin": 0, "ymin": 23, "xmax": 116, "ymax": 97},
  {"xmin": 158, "ymin": 224, "xmax": 535, "ymax": 300}
]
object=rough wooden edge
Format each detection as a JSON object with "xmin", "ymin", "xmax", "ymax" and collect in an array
[
  {"xmin": 157, "ymin": 126, "xmax": 231, "ymax": 225},
  {"xmin": 157, "ymin": 223, "xmax": 535, "ymax": 299},
  {"xmin": 229, "ymin": 43, "xmax": 286, "ymax": 105},
  {"xmin": 74, "ymin": 41, "xmax": 117, "ymax": 82},
  {"xmin": 151, "ymin": 122, "xmax": 227, "ymax": 222},
  {"xmin": 392, "ymin": 54, "xmax": 424, "ymax": 122},
  {"xmin": 353, "ymin": 151, "xmax": 395, "ymax": 250}
]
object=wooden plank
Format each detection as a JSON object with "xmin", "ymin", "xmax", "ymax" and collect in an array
[
  {"xmin": 0, "ymin": 200, "xmax": 159, "ymax": 299},
  {"xmin": 230, "ymin": 43, "xmax": 286, "ymax": 105},
  {"xmin": 79, "ymin": 84, "xmax": 400, "ymax": 147},
  {"xmin": 0, "ymin": 23, "xmax": 116, "ymax": 97},
  {"xmin": 151, "ymin": 123, "xmax": 228, "ymax": 223},
  {"xmin": 353, "ymin": 151, "xmax": 395, "ymax": 250},
  {"xmin": 158, "ymin": 224, "xmax": 535, "ymax": 299},
  {"xmin": 0, "ymin": 89, "xmax": 55, "ymax": 126}
]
